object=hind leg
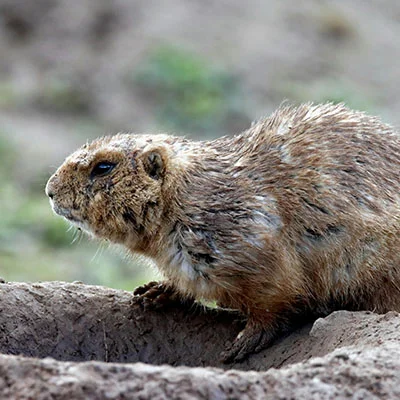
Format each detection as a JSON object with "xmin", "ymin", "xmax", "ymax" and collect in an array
[{"xmin": 221, "ymin": 315, "xmax": 280, "ymax": 363}]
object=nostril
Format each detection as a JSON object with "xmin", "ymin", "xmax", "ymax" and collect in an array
[
  {"xmin": 46, "ymin": 176, "xmax": 57, "ymax": 199},
  {"xmin": 45, "ymin": 182, "xmax": 55, "ymax": 199}
]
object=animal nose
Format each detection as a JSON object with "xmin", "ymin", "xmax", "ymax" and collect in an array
[{"xmin": 45, "ymin": 176, "xmax": 57, "ymax": 199}]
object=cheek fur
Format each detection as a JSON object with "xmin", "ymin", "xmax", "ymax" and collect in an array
[{"xmin": 85, "ymin": 191, "xmax": 124, "ymax": 238}]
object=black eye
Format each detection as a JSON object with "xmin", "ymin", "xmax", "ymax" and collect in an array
[{"xmin": 90, "ymin": 162, "xmax": 116, "ymax": 178}]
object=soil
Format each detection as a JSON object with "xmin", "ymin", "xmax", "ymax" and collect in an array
[{"xmin": 1, "ymin": 282, "xmax": 400, "ymax": 399}]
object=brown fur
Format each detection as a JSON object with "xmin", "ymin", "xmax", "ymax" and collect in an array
[{"xmin": 46, "ymin": 103, "xmax": 400, "ymax": 362}]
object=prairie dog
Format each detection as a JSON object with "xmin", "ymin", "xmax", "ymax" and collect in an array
[{"xmin": 46, "ymin": 103, "xmax": 400, "ymax": 362}]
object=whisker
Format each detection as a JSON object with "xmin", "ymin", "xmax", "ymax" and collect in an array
[
  {"xmin": 91, "ymin": 241, "xmax": 105, "ymax": 263},
  {"xmin": 71, "ymin": 228, "xmax": 82, "ymax": 245},
  {"xmin": 77, "ymin": 230, "xmax": 85, "ymax": 245}
]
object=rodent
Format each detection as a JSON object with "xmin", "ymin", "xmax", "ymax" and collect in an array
[{"xmin": 45, "ymin": 103, "xmax": 400, "ymax": 363}]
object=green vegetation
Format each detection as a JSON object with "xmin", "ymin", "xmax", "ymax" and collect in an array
[{"xmin": 133, "ymin": 46, "xmax": 249, "ymax": 136}]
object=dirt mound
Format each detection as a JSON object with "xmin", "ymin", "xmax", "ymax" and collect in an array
[{"xmin": 0, "ymin": 281, "xmax": 399, "ymax": 398}]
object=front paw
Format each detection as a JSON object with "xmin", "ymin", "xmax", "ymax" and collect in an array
[
  {"xmin": 133, "ymin": 281, "xmax": 194, "ymax": 310},
  {"xmin": 221, "ymin": 323, "xmax": 275, "ymax": 363}
]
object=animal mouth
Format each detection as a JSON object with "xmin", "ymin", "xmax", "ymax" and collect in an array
[
  {"xmin": 51, "ymin": 203, "xmax": 82, "ymax": 223},
  {"xmin": 50, "ymin": 202, "xmax": 92, "ymax": 233}
]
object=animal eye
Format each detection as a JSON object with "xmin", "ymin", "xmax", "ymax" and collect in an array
[{"xmin": 90, "ymin": 162, "xmax": 116, "ymax": 178}]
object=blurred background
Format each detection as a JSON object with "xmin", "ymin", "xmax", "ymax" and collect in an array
[{"xmin": 0, "ymin": 0, "xmax": 399, "ymax": 290}]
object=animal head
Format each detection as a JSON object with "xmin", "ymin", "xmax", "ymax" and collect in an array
[{"xmin": 45, "ymin": 133, "xmax": 176, "ymax": 250}]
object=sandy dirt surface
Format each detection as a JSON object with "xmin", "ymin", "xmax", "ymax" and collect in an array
[{"xmin": 0, "ymin": 282, "xmax": 400, "ymax": 398}]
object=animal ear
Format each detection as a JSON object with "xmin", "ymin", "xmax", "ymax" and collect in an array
[{"xmin": 141, "ymin": 148, "xmax": 165, "ymax": 180}]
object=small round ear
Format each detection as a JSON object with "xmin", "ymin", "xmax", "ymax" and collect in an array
[{"xmin": 142, "ymin": 149, "xmax": 166, "ymax": 180}]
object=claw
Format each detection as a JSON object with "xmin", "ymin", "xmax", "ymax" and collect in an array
[
  {"xmin": 221, "ymin": 323, "xmax": 274, "ymax": 363},
  {"xmin": 132, "ymin": 281, "xmax": 194, "ymax": 310},
  {"xmin": 133, "ymin": 281, "xmax": 159, "ymax": 296}
]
